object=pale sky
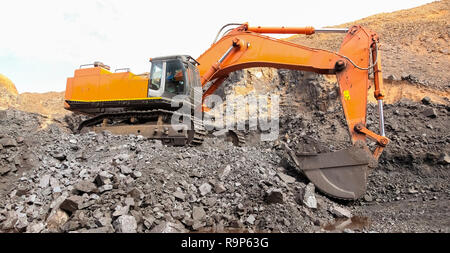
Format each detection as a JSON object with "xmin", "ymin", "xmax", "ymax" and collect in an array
[{"xmin": 0, "ymin": 0, "xmax": 435, "ymax": 93}]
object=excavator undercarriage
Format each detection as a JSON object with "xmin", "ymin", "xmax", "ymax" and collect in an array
[{"xmin": 64, "ymin": 23, "xmax": 390, "ymax": 200}]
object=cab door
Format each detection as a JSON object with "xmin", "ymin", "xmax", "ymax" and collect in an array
[
  {"xmin": 163, "ymin": 60, "xmax": 187, "ymax": 98},
  {"xmin": 148, "ymin": 61, "xmax": 166, "ymax": 97}
]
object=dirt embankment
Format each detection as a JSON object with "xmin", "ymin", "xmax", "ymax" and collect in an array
[
  {"xmin": 0, "ymin": 74, "xmax": 19, "ymax": 110},
  {"xmin": 0, "ymin": 73, "xmax": 66, "ymax": 119},
  {"xmin": 213, "ymin": 1, "xmax": 450, "ymax": 108}
]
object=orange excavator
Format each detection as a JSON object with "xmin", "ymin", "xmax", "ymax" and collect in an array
[{"xmin": 64, "ymin": 23, "xmax": 390, "ymax": 200}]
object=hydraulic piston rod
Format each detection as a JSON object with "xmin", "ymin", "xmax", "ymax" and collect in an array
[
  {"xmin": 200, "ymin": 44, "xmax": 236, "ymax": 85},
  {"xmin": 246, "ymin": 24, "xmax": 349, "ymax": 35},
  {"xmin": 315, "ymin": 28, "xmax": 349, "ymax": 33},
  {"xmin": 378, "ymin": 100, "xmax": 386, "ymax": 137}
]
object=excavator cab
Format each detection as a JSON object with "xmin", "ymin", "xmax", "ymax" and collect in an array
[{"xmin": 148, "ymin": 55, "xmax": 201, "ymax": 101}]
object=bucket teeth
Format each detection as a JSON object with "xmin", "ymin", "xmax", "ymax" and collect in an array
[{"xmin": 287, "ymin": 145, "xmax": 372, "ymax": 200}]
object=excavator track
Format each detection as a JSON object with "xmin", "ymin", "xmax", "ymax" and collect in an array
[
  {"xmin": 227, "ymin": 130, "xmax": 246, "ymax": 147},
  {"xmin": 77, "ymin": 109, "xmax": 206, "ymax": 146},
  {"xmin": 190, "ymin": 117, "xmax": 207, "ymax": 146}
]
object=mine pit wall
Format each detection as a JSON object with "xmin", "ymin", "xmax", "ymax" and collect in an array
[
  {"xmin": 213, "ymin": 68, "xmax": 339, "ymax": 121},
  {"xmin": 212, "ymin": 67, "xmax": 450, "ymax": 169},
  {"xmin": 215, "ymin": 67, "xmax": 449, "ymax": 118}
]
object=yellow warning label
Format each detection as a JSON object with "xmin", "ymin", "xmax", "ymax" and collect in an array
[{"xmin": 343, "ymin": 90, "xmax": 351, "ymax": 100}]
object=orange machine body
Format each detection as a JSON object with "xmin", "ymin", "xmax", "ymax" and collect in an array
[{"xmin": 64, "ymin": 67, "xmax": 150, "ymax": 110}]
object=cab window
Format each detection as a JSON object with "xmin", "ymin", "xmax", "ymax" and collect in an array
[
  {"xmin": 149, "ymin": 61, "xmax": 163, "ymax": 91},
  {"xmin": 165, "ymin": 60, "xmax": 185, "ymax": 94}
]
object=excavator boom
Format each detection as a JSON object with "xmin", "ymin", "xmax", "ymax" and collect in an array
[{"xmin": 196, "ymin": 23, "xmax": 390, "ymax": 199}]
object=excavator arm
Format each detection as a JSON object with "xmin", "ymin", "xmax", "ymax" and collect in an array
[{"xmin": 196, "ymin": 23, "xmax": 390, "ymax": 199}]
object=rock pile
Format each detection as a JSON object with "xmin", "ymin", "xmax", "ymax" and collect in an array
[{"xmin": 0, "ymin": 108, "xmax": 352, "ymax": 233}]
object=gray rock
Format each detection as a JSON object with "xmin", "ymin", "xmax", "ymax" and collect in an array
[
  {"xmin": 130, "ymin": 210, "xmax": 143, "ymax": 224},
  {"xmin": 128, "ymin": 188, "xmax": 145, "ymax": 200},
  {"xmin": 421, "ymin": 96, "xmax": 431, "ymax": 105},
  {"xmin": 303, "ymin": 183, "xmax": 317, "ymax": 209},
  {"xmin": 218, "ymin": 165, "xmax": 231, "ymax": 179},
  {"xmin": 39, "ymin": 174, "xmax": 51, "ymax": 188},
  {"xmin": 199, "ymin": 183, "xmax": 212, "ymax": 196},
  {"xmin": 0, "ymin": 166, "xmax": 11, "ymax": 176},
  {"xmin": 423, "ymin": 108, "xmax": 437, "ymax": 118},
  {"xmin": 51, "ymin": 151, "xmax": 66, "ymax": 161},
  {"xmin": 26, "ymin": 222, "xmax": 45, "ymax": 233},
  {"xmin": 53, "ymin": 186, "xmax": 62, "ymax": 193},
  {"xmin": 114, "ymin": 153, "xmax": 131, "ymax": 162},
  {"xmin": 181, "ymin": 218, "xmax": 194, "ymax": 227},
  {"xmin": 50, "ymin": 177, "xmax": 60, "ymax": 188},
  {"xmin": 94, "ymin": 172, "xmax": 112, "ymax": 187},
  {"xmin": 386, "ymin": 74, "xmax": 397, "ymax": 81},
  {"xmin": 439, "ymin": 153, "xmax": 450, "ymax": 165},
  {"xmin": 95, "ymin": 145, "xmax": 107, "ymax": 152},
  {"xmin": 62, "ymin": 221, "xmax": 81, "ymax": 232},
  {"xmin": 120, "ymin": 165, "xmax": 133, "ymax": 175},
  {"xmin": 190, "ymin": 170, "xmax": 202, "ymax": 178},
  {"xmin": 143, "ymin": 216, "xmax": 156, "ymax": 229},
  {"xmin": 131, "ymin": 171, "xmax": 142, "ymax": 178},
  {"xmin": 96, "ymin": 217, "xmax": 112, "ymax": 227},
  {"xmin": 14, "ymin": 213, "xmax": 28, "ymax": 232},
  {"xmin": 0, "ymin": 137, "xmax": 17, "ymax": 147},
  {"xmin": 229, "ymin": 219, "xmax": 244, "ymax": 228},
  {"xmin": 277, "ymin": 172, "xmax": 296, "ymax": 184},
  {"xmin": 124, "ymin": 197, "xmax": 135, "ymax": 207},
  {"xmin": 265, "ymin": 188, "xmax": 284, "ymax": 204},
  {"xmin": 98, "ymin": 184, "xmax": 113, "ymax": 193},
  {"xmin": 192, "ymin": 206, "xmax": 206, "ymax": 221},
  {"xmin": 171, "ymin": 210, "xmax": 186, "ymax": 220},
  {"xmin": 150, "ymin": 221, "xmax": 187, "ymax": 233},
  {"xmin": 364, "ymin": 194, "xmax": 373, "ymax": 202},
  {"xmin": 408, "ymin": 188, "xmax": 419, "ymax": 194},
  {"xmin": 74, "ymin": 181, "xmax": 98, "ymax": 193},
  {"xmin": 60, "ymin": 195, "xmax": 83, "ymax": 213},
  {"xmin": 113, "ymin": 215, "xmax": 137, "ymax": 233},
  {"xmin": 113, "ymin": 205, "xmax": 129, "ymax": 217},
  {"xmin": 192, "ymin": 221, "xmax": 206, "ymax": 230},
  {"xmin": 27, "ymin": 194, "xmax": 37, "ymax": 204},
  {"xmin": 46, "ymin": 209, "xmax": 70, "ymax": 232},
  {"xmin": 17, "ymin": 183, "xmax": 30, "ymax": 192},
  {"xmin": 72, "ymin": 226, "xmax": 113, "ymax": 233},
  {"xmin": 246, "ymin": 214, "xmax": 256, "ymax": 225},
  {"xmin": 1, "ymin": 211, "xmax": 18, "ymax": 230},
  {"xmin": 343, "ymin": 228, "xmax": 355, "ymax": 233},
  {"xmin": 173, "ymin": 191, "xmax": 186, "ymax": 201},
  {"xmin": 331, "ymin": 206, "xmax": 352, "ymax": 218},
  {"xmin": 214, "ymin": 182, "xmax": 227, "ymax": 194}
]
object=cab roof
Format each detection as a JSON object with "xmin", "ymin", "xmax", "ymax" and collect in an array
[{"xmin": 150, "ymin": 55, "xmax": 199, "ymax": 65}]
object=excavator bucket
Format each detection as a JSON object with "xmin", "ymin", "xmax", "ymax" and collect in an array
[{"xmin": 288, "ymin": 146, "xmax": 372, "ymax": 200}]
